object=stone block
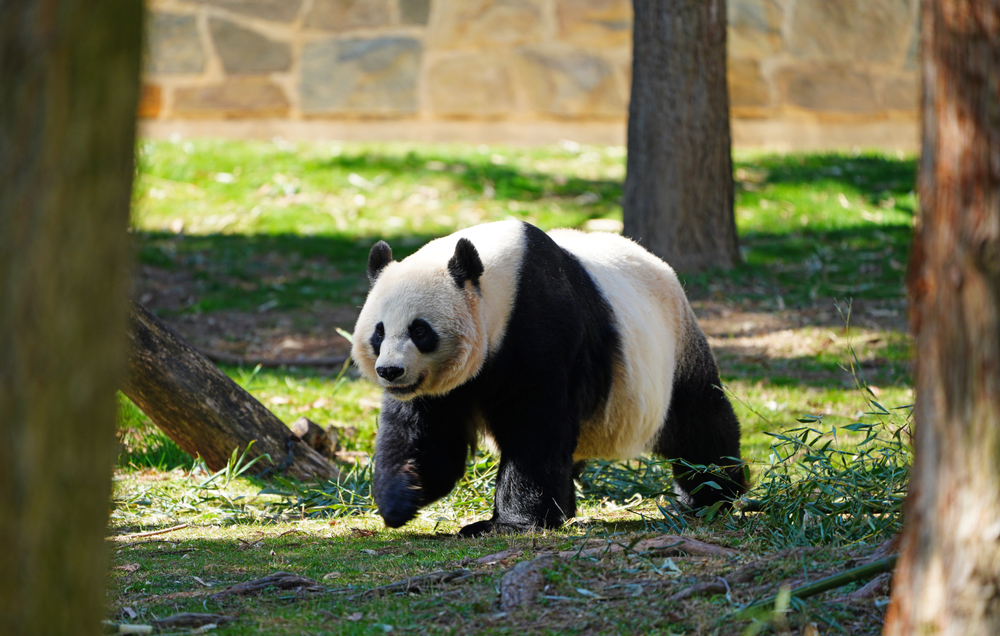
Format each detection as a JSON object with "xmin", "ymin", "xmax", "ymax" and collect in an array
[
  {"xmin": 174, "ymin": 79, "xmax": 290, "ymax": 117},
  {"xmin": 555, "ymin": 0, "xmax": 632, "ymax": 47},
  {"xmin": 516, "ymin": 49, "xmax": 624, "ymax": 117},
  {"xmin": 777, "ymin": 64, "xmax": 879, "ymax": 113},
  {"xmin": 202, "ymin": 0, "xmax": 303, "ymax": 22},
  {"xmin": 210, "ymin": 19, "xmax": 291, "ymax": 74},
  {"xmin": 430, "ymin": 0, "xmax": 545, "ymax": 48},
  {"xmin": 301, "ymin": 38, "xmax": 421, "ymax": 114},
  {"xmin": 728, "ymin": 58, "xmax": 769, "ymax": 108},
  {"xmin": 881, "ymin": 74, "xmax": 919, "ymax": 110},
  {"xmin": 138, "ymin": 84, "xmax": 162, "ymax": 118},
  {"xmin": 147, "ymin": 12, "xmax": 204, "ymax": 74},
  {"xmin": 400, "ymin": 0, "xmax": 431, "ymax": 25},
  {"xmin": 728, "ymin": 0, "xmax": 783, "ymax": 58},
  {"xmin": 305, "ymin": 0, "xmax": 393, "ymax": 31},
  {"xmin": 789, "ymin": 0, "xmax": 916, "ymax": 63},
  {"xmin": 426, "ymin": 54, "xmax": 514, "ymax": 116}
]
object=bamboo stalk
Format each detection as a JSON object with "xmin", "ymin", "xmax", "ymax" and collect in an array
[{"xmin": 737, "ymin": 555, "xmax": 898, "ymax": 615}]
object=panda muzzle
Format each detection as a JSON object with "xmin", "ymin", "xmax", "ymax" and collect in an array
[{"xmin": 376, "ymin": 365, "xmax": 405, "ymax": 381}]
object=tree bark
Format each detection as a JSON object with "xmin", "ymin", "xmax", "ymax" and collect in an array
[
  {"xmin": 0, "ymin": 2, "xmax": 141, "ymax": 635},
  {"xmin": 123, "ymin": 301, "xmax": 340, "ymax": 482},
  {"xmin": 884, "ymin": 1, "xmax": 1000, "ymax": 634},
  {"xmin": 623, "ymin": 0, "xmax": 740, "ymax": 272}
]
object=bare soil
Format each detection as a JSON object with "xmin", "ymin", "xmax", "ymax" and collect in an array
[{"xmin": 136, "ymin": 264, "xmax": 357, "ymax": 362}]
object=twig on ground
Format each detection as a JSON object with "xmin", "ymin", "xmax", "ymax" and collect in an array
[
  {"xmin": 475, "ymin": 535, "xmax": 735, "ymax": 568},
  {"xmin": 114, "ymin": 524, "xmax": 190, "ymax": 541},
  {"xmin": 668, "ymin": 579, "xmax": 730, "ymax": 602},
  {"xmin": 211, "ymin": 572, "xmax": 325, "ymax": 599},
  {"xmin": 828, "ymin": 572, "xmax": 893, "ymax": 603},
  {"xmin": 101, "ymin": 621, "xmax": 153, "ymax": 634},
  {"xmin": 350, "ymin": 569, "xmax": 476, "ymax": 600},
  {"xmin": 724, "ymin": 547, "xmax": 825, "ymax": 586},
  {"xmin": 737, "ymin": 555, "xmax": 899, "ymax": 615},
  {"xmin": 152, "ymin": 613, "xmax": 237, "ymax": 629},
  {"xmin": 859, "ymin": 535, "xmax": 899, "ymax": 566},
  {"xmin": 237, "ymin": 528, "xmax": 304, "ymax": 552},
  {"xmin": 474, "ymin": 548, "xmax": 521, "ymax": 565},
  {"xmin": 562, "ymin": 535, "xmax": 738, "ymax": 559}
]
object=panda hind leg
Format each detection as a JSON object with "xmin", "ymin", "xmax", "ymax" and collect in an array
[{"xmin": 654, "ymin": 350, "xmax": 747, "ymax": 509}]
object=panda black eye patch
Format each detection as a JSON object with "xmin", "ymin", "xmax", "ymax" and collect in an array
[
  {"xmin": 408, "ymin": 319, "xmax": 439, "ymax": 353},
  {"xmin": 371, "ymin": 322, "xmax": 385, "ymax": 355}
]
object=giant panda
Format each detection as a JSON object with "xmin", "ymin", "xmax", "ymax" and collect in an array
[{"xmin": 351, "ymin": 220, "xmax": 746, "ymax": 536}]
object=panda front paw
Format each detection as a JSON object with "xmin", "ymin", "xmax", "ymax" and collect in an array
[
  {"xmin": 374, "ymin": 460, "xmax": 422, "ymax": 528},
  {"xmin": 458, "ymin": 519, "xmax": 540, "ymax": 537}
]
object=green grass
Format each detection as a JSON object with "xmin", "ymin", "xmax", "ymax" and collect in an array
[
  {"xmin": 113, "ymin": 140, "xmax": 917, "ymax": 635},
  {"xmin": 132, "ymin": 141, "xmax": 914, "ymax": 313}
]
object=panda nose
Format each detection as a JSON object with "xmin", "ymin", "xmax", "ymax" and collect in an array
[{"xmin": 376, "ymin": 366, "xmax": 405, "ymax": 382}]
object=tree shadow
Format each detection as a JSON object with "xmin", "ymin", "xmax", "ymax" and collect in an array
[
  {"xmin": 735, "ymin": 151, "xmax": 917, "ymax": 211},
  {"xmin": 307, "ymin": 149, "xmax": 623, "ymax": 204},
  {"xmin": 680, "ymin": 223, "xmax": 913, "ymax": 309}
]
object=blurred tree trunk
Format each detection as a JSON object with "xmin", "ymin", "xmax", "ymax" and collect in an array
[
  {"xmin": 623, "ymin": 0, "xmax": 740, "ymax": 272},
  {"xmin": 884, "ymin": 1, "xmax": 1000, "ymax": 634},
  {"xmin": 124, "ymin": 301, "xmax": 340, "ymax": 481},
  {"xmin": 0, "ymin": 1, "xmax": 142, "ymax": 635}
]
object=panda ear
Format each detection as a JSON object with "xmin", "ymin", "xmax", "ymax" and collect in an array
[
  {"xmin": 448, "ymin": 238, "xmax": 484, "ymax": 289},
  {"xmin": 367, "ymin": 240, "xmax": 393, "ymax": 284}
]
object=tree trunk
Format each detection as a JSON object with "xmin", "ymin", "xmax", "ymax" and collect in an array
[
  {"xmin": 123, "ymin": 301, "xmax": 340, "ymax": 482},
  {"xmin": 884, "ymin": 1, "xmax": 1000, "ymax": 634},
  {"xmin": 0, "ymin": 2, "xmax": 141, "ymax": 635},
  {"xmin": 623, "ymin": 0, "xmax": 739, "ymax": 272}
]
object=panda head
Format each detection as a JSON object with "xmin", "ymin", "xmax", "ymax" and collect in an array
[{"xmin": 351, "ymin": 236, "xmax": 488, "ymax": 400}]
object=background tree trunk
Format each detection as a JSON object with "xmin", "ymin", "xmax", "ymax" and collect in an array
[
  {"xmin": 124, "ymin": 301, "xmax": 340, "ymax": 482},
  {"xmin": 623, "ymin": 0, "xmax": 740, "ymax": 272},
  {"xmin": 0, "ymin": 2, "xmax": 142, "ymax": 635},
  {"xmin": 884, "ymin": 1, "xmax": 1000, "ymax": 633}
]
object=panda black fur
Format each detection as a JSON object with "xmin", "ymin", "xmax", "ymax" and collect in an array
[{"xmin": 352, "ymin": 220, "xmax": 746, "ymax": 536}]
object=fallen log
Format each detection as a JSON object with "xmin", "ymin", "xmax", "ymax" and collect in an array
[
  {"xmin": 201, "ymin": 349, "xmax": 348, "ymax": 368},
  {"xmin": 122, "ymin": 300, "xmax": 339, "ymax": 482}
]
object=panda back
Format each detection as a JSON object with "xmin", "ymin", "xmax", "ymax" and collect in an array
[{"xmin": 547, "ymin": 229, "xmax": 692, "ymax": 459}]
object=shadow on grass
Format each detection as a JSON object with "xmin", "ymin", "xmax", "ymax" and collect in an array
[
  {"xmin": 307, "ymin": 147, "xmax": 915, "ymax": 205},
  {"xmin": 309, "ymin": 148, "xmax": 916, "ymax": 213},
  {"xmin": 137, "ymin": 221, "xmax": 912, "ymax": 317},
  {"xmin": 308, "ymin": 149, "xmax": 624, "ymax": 205},
  {"xmin": 135, "ymin": 230, "xmax": 437, "ymax": 315},
  {"xmin": 740, "ymin": 152, "xmax": 917, "ymax": 202},
  {"xmin": 681, "ymin": 223, "xmax": 913, "ymax": 307},
  {"xmin": 136, "ymin": 150, "xmax": 917, "ymax": 313}
]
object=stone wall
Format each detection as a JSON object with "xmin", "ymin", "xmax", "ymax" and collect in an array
[{"xmin": 141, "ymin": 0, "xmax": 920, "ymax": 149}]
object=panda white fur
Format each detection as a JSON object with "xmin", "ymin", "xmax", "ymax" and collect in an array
[{"xmin": 352, "ymin": 220, "xmax": 745, "ymax": 536}]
